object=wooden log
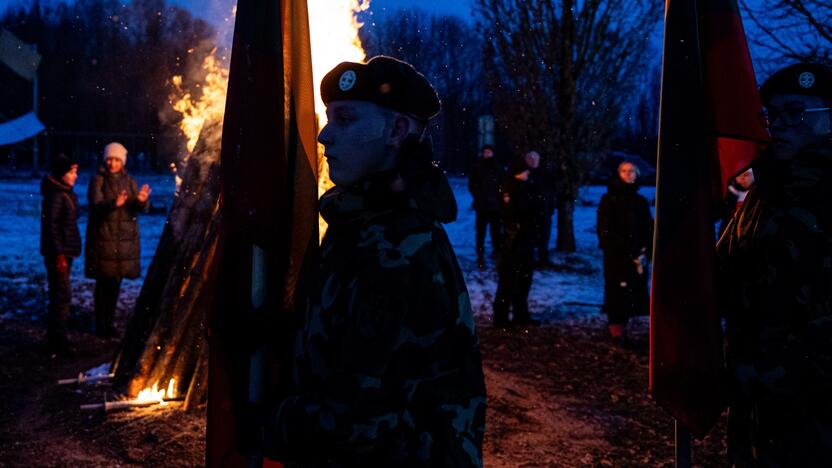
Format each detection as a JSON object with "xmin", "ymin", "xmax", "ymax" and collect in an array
[{"xmin": 111, "ymin": 119, "xmax": 223, "ymax": 408}]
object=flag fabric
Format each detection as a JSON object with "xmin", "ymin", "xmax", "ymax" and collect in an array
[
  {"xmin": 699, "ymin": 0, "xmax": 769, "ymax": 194},
  {"xmin": 207, "ymin": 0, "xmax": 318, "ymax": 466},
  {"xmin": 650, "ymin": 0, "xmax": 767, "ymax": 438},
  {"xmin": 0, "ymin": 111, "xmax": 44, "ymax": 146},
  {"xmin": 0, "ymin": 29, "xmax": 40, "ymax": 80}
]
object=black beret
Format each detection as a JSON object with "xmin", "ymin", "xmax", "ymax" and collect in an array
[
  {"xmin": 760, "ymin": 62, "xmax": 832, "ymax": 105},
  {"xmin": 321, "ymin": 55, "xmax": 441, "ymax": 121},
  {"xmin": 51, "ymin": 153, "xmax": 77, "ymax": 177}
]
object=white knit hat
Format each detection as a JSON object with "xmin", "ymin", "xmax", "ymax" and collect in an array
[{"xmin": 103, "ymin": 142, "xmax": 128, "ymax": 164}]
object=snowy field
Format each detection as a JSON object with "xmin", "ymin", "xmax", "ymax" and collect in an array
[
  {"xmin": 0, "ymin": 172, "xmax": 176, "ymax": 322},
  {"xmin": 0, "ymin": 172, "xmax": 655, "ymax": 325}
]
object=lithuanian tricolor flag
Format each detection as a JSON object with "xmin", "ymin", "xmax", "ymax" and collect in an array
[
  {"xmin": 650, "ymin": 0, "xmax": 768, "ymax": 438},
  {"xmin": 208, "ymin": 0, "xmax": 318, "ymax": 466}
]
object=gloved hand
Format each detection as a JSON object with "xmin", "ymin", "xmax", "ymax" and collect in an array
[{"xmin": 55, "ymin": 255, "xmax": 68, "ymax": 275}]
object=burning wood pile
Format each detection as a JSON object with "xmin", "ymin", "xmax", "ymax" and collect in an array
[{"xmin": 69, "ymin": 0, "xmax": 371, "ymax": 414}]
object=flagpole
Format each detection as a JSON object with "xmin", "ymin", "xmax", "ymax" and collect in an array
[
  {"xmin": 32, "ymin": 44, "xmax": 38, "ymax": 174},
  {"xmin": 675, "ymin": 420, "xmax": 692, "ymax": 468}
]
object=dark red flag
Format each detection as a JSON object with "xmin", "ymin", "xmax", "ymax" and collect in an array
[
  {"xmin": 207, "ymin": 0, "xmax": 318, "ymax": 466},
  {"xmin": 650, "ymin": 0, "xmax": 767, "ymax": 437}
]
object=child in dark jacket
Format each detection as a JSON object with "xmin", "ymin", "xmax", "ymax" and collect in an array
[{"xmin": 40, "ymin": 154, "xmax": 81, "ymax": 355}]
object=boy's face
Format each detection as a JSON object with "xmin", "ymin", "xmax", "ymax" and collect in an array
[
  {"xmin": 734, "ymin": 169, "xmax": 754, "ymax": 190},
  {"xmin": 766, "ymin": 94, "xmax": 831, "ymax": 161},
  {"xmin": 106, "ymin": 157, "xmax": 124, "ymax": 174},
  {"xmin": 318, "ymin": 101, "xmax": 395, "ymax": 187},
  {"xmin": 61, "ymin": 165, "xmax": 78, "ymax": 187}
]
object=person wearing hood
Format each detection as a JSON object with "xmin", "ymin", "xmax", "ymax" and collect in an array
[
  {"xmin": 261, "ymin": 56, "xmax": 486, "ymax": 466},
  {"xmin": 84, "ymin": 142, "xmax": 151, "ymax": 338},
  {"xmin": 596, "ymin": 161, "xmax": 653, "ymax": 341},
  {"xmin": 493, "ymin": 155, "xmax": 543, "ymax": 327},
  {"xmin": 468, "ymin": 144, "xmax": 503, "ymax": 269},
  {"xmin": 717, "ymin": 62, "xmax": 832, "ymax": 466},
  {"xmin": 40, "ymin": 154, "xmax": 81, "ymax": 355}
]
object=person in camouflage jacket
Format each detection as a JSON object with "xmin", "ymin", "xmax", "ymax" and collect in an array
[
  {"xmin": 263, "ymin": 56, "xmax": 486, "ymax": 466},
  {"xmin": 717, "ymin": 63, "xmax": 832, "ymax": 467}
]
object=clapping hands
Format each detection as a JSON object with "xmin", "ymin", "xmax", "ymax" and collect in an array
[{"xmin": 137, "ymin": 184, "xmax": 151, "ymax": 203}]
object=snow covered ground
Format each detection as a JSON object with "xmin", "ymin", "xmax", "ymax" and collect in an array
[
  {"xmin": 0, "ymin": 172, "xmax": 176, "ymax": 322},
  {"xmin": 448, "ymin": 177, "xmax": 655, "ymax": 323},
  {"xmin": 0, "ymin": 172, "xmax": 655, "ymax": 325}
]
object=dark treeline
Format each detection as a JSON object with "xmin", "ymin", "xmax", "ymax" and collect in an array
[
  {"xmin": 361, "ymin": 4, "xmax": 663, "ymax": 251},
  {"xmin": 360, "ymin": 10, "xmax": 489, "ymax": 173},
  {"xmin": 360, "ymin": 7, "xmax": 664, "ymax": 178},
  {"xmin": 0, "ymin": 0, "xmax": 216, "ymax": 171}
]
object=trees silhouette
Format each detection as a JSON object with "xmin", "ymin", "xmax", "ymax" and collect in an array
[
  {"xmin": 0, "ymin": 0, "xmax": 216, "ymax": 170},
  {"xmin": 476, "ymin": 0, "xmax": 661, "ymax": 251}
]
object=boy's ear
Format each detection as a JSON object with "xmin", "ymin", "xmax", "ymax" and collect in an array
[{"xmin": 387, "ymin": 115, "xmax": 411, "ymax": 146}]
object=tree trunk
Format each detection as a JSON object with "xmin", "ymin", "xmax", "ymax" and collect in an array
[
  {"xmin": 111, "ymin": 119, "xmax": 223, "ymax": 408},
  {"xmin": 555, "ymin": 197, "xmax": 576, "ymax": 252},
  {"xmin": 556, "ymin": 0, "xmax": 578, "ymax": 253}
]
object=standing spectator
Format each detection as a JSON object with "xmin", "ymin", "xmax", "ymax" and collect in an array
[
  {"xmin": 468, "ymin": 145, "xmax": 503, "ymax": 269},
  {"xmin": 40, "ymin": 154, "xmax": 81, "ymax": 355},
  {"xmin": 85, "ymin": 142, "xmax": 151, "ymax": 338},
  {"xmin": 524, "ymin": 150, "xmax": 557, "ymax": 267},
  {"xmin": 494, "ymin": 158, "xmax": 543, "ymax": 327},
  {"xmin": 597, "ymin": 161, "xmax": 654, "ymax": 340},
  {"xmin": 718, "ymin": 168, "xmax": 755, "ymax": 235},
  {"xmin": 717, "ymin": 63, "xmax": 832, "ymax": 466}
]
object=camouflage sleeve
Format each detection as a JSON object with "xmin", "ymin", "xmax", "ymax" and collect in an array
[
  {"xmin": 744, "ymin": 215, "xmax": 832, "ymax": 402},
  {"xmin": 265, "ymin": 232, "xmax": 483, "ymax": 465}
]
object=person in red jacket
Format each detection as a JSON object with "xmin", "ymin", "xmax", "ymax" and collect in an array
[{"xmin": 40, "ymin": 154, "xmax": 81, "ymax": 355}]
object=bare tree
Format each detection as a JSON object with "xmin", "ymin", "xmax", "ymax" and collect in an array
[
  {"xmin": 740, "ymin": 0, "xmax": 832, "ymax": 69},
  {"xmin": 360, "ymin": 9, "xmax": 487, "ymax": 170},
  {"xmin": 477, "ymin": 0, "xmax": 661, "ymax": 251}
]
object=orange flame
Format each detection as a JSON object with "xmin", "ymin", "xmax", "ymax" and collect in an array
[
  {"xmin": 170, "ymin": 53, "xmax": 230, "ymax": 155},
  {"xmin": 169, "ymin": 2, "xmax": 369, "ymax": 239},
  {"xmin": 136, "ymin": 378, "xmax": 175, "ymax": 405},
  {"xmin": 309, "ymin": 0, "xmax": 370, "ymax": 238}
]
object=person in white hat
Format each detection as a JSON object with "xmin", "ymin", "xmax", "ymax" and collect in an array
[{"xmin": 84, "ymin": 142, "xmax": 151, "ymax": 338}]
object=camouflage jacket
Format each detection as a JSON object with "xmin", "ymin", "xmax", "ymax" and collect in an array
[
  {"xmin": 717, "ymin": 146, "xmax": 832, "ymax": 423},
  {"xmin": 265, "ymin": 164, "xmax": 487, "ymax": 467}
]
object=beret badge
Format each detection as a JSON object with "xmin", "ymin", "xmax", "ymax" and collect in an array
[
  {"xmin": 798, "ymin": 71, "xmax": 815, "ymax": 89},
  {"xmin": 339, "ymin": 70, "xmax": 357, "ymax": 91}
]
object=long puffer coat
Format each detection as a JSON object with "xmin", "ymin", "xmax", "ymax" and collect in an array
[
  {"xmin": 597, "ymin": 177, "xmax": 654, "ymax": 321},
  {"xmin": 84, "ymin": 167, "xmax": 147, "ymax": 279}
]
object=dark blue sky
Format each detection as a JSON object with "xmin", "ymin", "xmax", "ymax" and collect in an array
[{"xmin": 0, "ymin": 0, "xmax": 476, "ymax": 25}]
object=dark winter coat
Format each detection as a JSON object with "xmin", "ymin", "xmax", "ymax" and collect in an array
[
  {"xmin": 716, "ymin": 147, "xmax": 832, "ymax": 465},
  {"xmin": 718, "ymin": 185, "xmax": 750, "ymax": 236},
  {"xmin": 265, "ymin": 143, "xmax": 486, "ymax": 466},
  {"xmin": 84, "ymin": 167, "xmax": 147, "ymax": 279},
  {"xmin": 529, "ymin": 167, "xmax": 556, "ymax": 214},
  {"xmin": 501, "ymin": 174, "xmax": 543, "ymax": 264},
  {"xmin": 40, "ymin": 175, "xmax": 82, "ymax": 258},
  {"xmin": 468, "ymin": 157, "xmax": 503, "ymax": 212},
  {"xmin": 597, "ymin": 177, "xmax": 654, "ymax": 319}
]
